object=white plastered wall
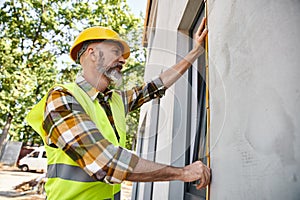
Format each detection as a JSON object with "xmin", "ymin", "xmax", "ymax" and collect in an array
[{"xmin": 208, "ymin": 0, "xmax": 300, "ymax": 199}]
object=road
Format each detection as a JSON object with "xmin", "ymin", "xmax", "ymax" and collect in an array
[
  {"xmin": 0, "ymin": 165, "xmax": 45, "ymax": 200},
  {"xmin": 0, "ymin": 165, "xmax": 133, "ymax": 200}
]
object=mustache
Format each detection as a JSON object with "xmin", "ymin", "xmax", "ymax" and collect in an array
[
  {"xmin": 110, "ymin": 62, "xmax": 123, "ymax": 71},
  {"xmin": 96, "ymin": 62, "xmax": 123, "ymax": 74}
]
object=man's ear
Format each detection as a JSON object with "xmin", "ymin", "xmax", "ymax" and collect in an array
[{"xmin": 88, "ymin": 48, "xmax": 97, "ymax": 61}]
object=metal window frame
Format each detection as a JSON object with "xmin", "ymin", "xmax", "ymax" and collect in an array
[{"xmin": 184, "ymin": 2, "xmax": 207, "ymax": 200}]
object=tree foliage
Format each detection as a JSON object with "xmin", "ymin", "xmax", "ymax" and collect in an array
[{"xmin": 0, "ymin": 0, "xmax": 145, "ymax": 148}]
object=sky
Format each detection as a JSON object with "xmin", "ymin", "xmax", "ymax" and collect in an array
[{"xmin": 127, "ymin": 0, "xmax": 147, "ymax": 17}]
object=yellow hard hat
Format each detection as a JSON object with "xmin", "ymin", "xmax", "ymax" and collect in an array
[{"xmin": 70, "ymin": 26, "xmax": 130, "ymax": 62}]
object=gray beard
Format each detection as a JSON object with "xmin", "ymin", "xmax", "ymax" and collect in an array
[
  {"xmin": 103, "ymin": 68, "xmax": 123, "ymax": 87},
  {"xmin": 95, "ymin": 49, "xmax": 123, "ymax": 87}
]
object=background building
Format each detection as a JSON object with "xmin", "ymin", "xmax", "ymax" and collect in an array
[{"xmin": 132, "ymin": 0, "xmax": 300, "ymax": 199}]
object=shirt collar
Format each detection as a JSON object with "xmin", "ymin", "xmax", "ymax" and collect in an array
[{"xmin": 75, "ymin": 74, "xmax": 112, "ymax": 101}]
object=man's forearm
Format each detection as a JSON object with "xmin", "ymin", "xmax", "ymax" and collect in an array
[
  {"xmin": 159, "ymin": 47, "xmax": 204, "ymax": 88},
  {"xmin": 126, "ymin": 157, "xmax": 183, "ymax": 182}
]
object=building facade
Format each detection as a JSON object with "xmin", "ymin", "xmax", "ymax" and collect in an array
[{"xmin": 132, "ymin": 0, "xmax": 300, "ymax": 199}]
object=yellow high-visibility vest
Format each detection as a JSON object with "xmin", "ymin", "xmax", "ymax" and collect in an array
[{"xmin": 26, "ymin": 83, "xmax": 126, "ymax": 200}]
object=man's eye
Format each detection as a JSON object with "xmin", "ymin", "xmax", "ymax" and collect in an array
[{"xmin": 113, "ymin": 50, "xmax": 121, "ymax": 56}]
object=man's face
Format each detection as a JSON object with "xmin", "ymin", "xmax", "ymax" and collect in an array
[{"xmin": 93, "ymin": 40, "xmax": 125, "ymax": 86}]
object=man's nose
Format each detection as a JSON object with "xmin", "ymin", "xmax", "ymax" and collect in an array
[{"xmin": 119, "ymin": 55, "xmax": 126, "ymax": 64}]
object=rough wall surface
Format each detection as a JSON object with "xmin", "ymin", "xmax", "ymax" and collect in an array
[{"xmin": 209, "ymin": 0, "xmax": 300, "ymax": 199}]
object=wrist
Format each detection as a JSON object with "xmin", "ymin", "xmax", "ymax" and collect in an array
[
  {"xmin": 173, "ymin": 166, "xmax": 185, "ymax": 181},
  {"xmin": 163, "ymin": 165, "xmax": 185, "ymax": 181},
  {"xmin": 185, "ymin": 46, "xmax": 204, "ymax": 63},
  {"xmin": 192, "ymin": 44, "xmax": 205, "ymax": 56}
]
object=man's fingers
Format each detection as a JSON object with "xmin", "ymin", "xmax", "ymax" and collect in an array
[
  {"xmin": 196, "ymin": 17, "xmax": 206, "ymax": 37},
  {"xmin": 196, "ymin": 177, "xmax": 208, "ymax": 190},
  {"xmin": 203, "ymin": 169, "xmax": 209, "ymax": 188},
  {"xmin": 198, "ymin": 28, "xmax": 208, "ymax": 42},
  {"xmin": 194, "ymin": 17, "xmax": 208, "ymax": 45},
  {"xmin": 205, "ymin": 167, "xmax": 211, "ymax": 186},
  {"xmin": 196, "ymin": 179, "xmax": 206, "ymax": 190},
  {"xmin": 203, "ymin": 167, "xmax": 209, "ymax": 185},
  {"xmin": 196, "ymin": 167, "xmax": 211, "ymax": 190}
]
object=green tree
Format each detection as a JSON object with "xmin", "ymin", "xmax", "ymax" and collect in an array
[{"xmin": 0, "ymin": 0, "xmax": 145, "ymax": 149}]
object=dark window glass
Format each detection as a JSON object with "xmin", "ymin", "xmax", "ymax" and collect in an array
[
  {"xmin": 185, "ymin": 3, "xmax": 207, "ymax": 200},
  {"xmin": 31, "ymin": 151, "xmax": 39, "ymax": 158},
  {"xmin": 42, "ymin": 151, "xmax": 47, "ymax": 158}
]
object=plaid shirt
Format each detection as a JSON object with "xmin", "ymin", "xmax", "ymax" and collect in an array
[{"xmin": 43, "ymin": 75, "xmax": 166, "ymax": 184}]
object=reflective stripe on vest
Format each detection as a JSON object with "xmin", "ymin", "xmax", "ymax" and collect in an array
[
  {"xmin": 48, "ymin": 164, "xmax": 95, "ymax": 182},
  {"xmin": 47, "ymin": 163, "xmax": 122, "ymax": 199}
]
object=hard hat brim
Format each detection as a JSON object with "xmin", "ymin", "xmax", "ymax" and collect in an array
[{"xmin": 70, "ymin": 39, "xmax": 130, "ymax": 62}]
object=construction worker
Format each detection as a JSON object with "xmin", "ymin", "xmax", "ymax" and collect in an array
[{"xmin": 26, "ymin": 17, "xmax": 210, "ymax": 200}]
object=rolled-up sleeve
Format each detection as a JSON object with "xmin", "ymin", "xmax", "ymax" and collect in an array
[
  {"xmin": 121, "ymin": 76, "xmax": 167, "ymax": 114},
  {"xmin": 104, "ymin": 147, "xmax": 139, "ymax": 183}
]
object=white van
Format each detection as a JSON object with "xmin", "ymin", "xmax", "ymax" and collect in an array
[{"xmin": 18, "ymin": 146, "xmax": 47, "ymax": 172}]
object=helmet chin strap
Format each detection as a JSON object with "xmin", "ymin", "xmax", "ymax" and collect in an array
[
  {"xmin": 76, "ymin": 42, "xmax": 90, "ymax": 64},
  {"xmin": 76, "ymin": 40, "xmax": 105, "ymax": 64}
]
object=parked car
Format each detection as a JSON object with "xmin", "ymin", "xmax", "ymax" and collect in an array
[{"xmin": 18, "ymin": 146, "xmax": 47, "ymax": 172}]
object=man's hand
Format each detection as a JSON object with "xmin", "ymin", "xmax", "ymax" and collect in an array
[
  {"xmin": 126, "ymin": 158, "xmax": 211, "ymax": 190},
  {"xmin": 194, "ymin": 17, "xmax": 208, "ymax": 50},
  {"xmin": 181, "ymin": 160, "xmax": 211, "ymax": 189}
]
